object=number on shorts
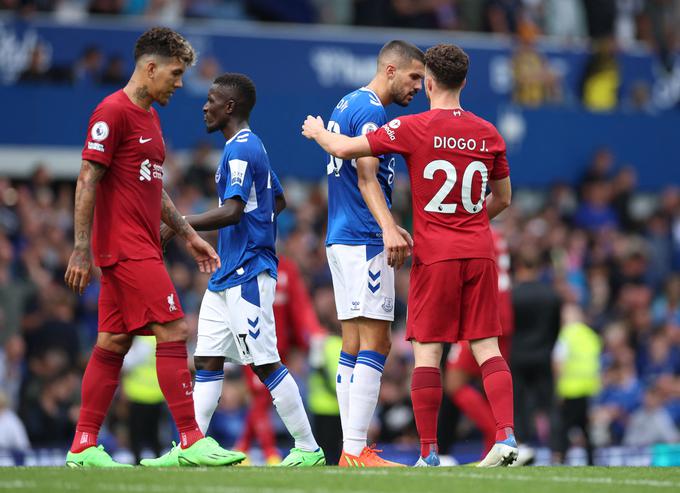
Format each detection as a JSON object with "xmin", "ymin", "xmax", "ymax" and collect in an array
[{"xmin": 237, "ymin": 334, "xmax": 251, "ymax": 356}]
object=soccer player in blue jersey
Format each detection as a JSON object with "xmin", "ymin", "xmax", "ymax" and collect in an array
[
  {"xmin": 325, "ymin": 41, "xmax": 425, "ymax": 467},
  {"xmin": 143, "ymin": 73, "xmax": 324, "ymax": 467}
]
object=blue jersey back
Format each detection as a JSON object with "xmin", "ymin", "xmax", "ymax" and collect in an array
[
  {"xmin": 325, "ymin": 87, "xmax": 395, "ymax": 246},
  {"xmin": 208, "ymin": 129, "xmax": 281, "ymax": 292}
]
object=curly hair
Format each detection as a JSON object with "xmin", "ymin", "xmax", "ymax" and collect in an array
[
  {"xmin": 134, "ymin": 27, "xmax": 196, "ymax": 66},
  {"xmin": 423, "ymin": 44, "xmax": 469, "ymax": 89},
  {"xmin": 213, "ymin": 73, "xmax": 257, "ymax": 119}
]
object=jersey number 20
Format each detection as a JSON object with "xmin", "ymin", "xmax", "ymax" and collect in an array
[{"xmin": 423, "ymin": 160, "xmax": 488, "ymax": 214}]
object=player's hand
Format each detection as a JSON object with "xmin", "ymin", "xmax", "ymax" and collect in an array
[
  {"xmin": 301, "ymin": 115, "xmax": 325, "ymax": 140},
  {"xmin": 64, "ymin": 246, "xmax": 92, "ymax": 295},
  {"xmin": 383, "ymin": 224, "xmax": 413, "ymax": 269},
  {"xmin": 160, "ymin": 223, "xmax": 176, "ymax": 251},
  {"xmin": 186, "ymin": 233, "xmax": 221, "ymax": 273}
]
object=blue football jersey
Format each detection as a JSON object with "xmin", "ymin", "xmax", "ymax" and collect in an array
[
  {"xmin": 208, "ymin": 128, "xmax": 280, "ymax": 292},
  {"xmin": 325, "ymin": 87, "xmax": 395, "ymax": 246}
]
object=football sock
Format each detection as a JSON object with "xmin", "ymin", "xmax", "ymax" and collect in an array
[
  {"xmin": 265, "ymin": 365, "xmax": 319, "ymax": 452},
  {"xmin": 480, "ymin": 356, "xmax": 515, "ymax": 442},
  {"xmin": 450, "ymin": 384, "xmax": 496, "ymax": 454},
  {"xmin": 193, "ymin": 369, "xmax": 224, "ymax": 435},
  {"xmin": 71, "ymin": 346, "xmax": 124, "ymax": 453},
  {"xmin": 345, "ymin": 350, "xmax": 386, "ymax": 456},
  {"xmin": 336, "ymin": 351, "xmax": 356, "ymax": 444},
  {"xmin": 411, "ymin": 366, "xmax": 442, "ymax": 458},
  {"xmin": 156, "ymin": 341, "xmax": 203, "ymax": 448}
]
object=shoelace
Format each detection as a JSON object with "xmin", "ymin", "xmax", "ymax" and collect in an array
[{"xmin": 361, "ymin": 444, "xmax": 384, "ymax": 456}]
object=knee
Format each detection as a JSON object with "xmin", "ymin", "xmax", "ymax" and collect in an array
[
  {"xmin": 155, "ymin": 319, "xmax": 191, "ymax": 343},
  {"xmin": 194, "ymin": 356, "xmax": 224, "ymax": 372},
  {"xmin": 96, "ymin": 333, "xmax": 133, "ymax": 354},
  {"xmin": 251, "ymin": 362, "xmax": 281, "ymax": 383}
]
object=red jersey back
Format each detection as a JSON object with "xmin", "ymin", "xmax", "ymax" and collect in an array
[
  {"xmin": 82, "ymin": 90, "xmax": 166, "ymax": 267},
  {"xmin": 366, "ymin": 109, "xmax": 509, "ymax": 265}
]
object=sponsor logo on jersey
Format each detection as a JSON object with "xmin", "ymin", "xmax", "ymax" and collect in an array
[
  {"xmin": 167, "ymin": 293, "xmax": 178, "ymax": 312},
  {"xmin": 139, "ymin": 159, "xmax": 152, "ymax": 181},
  {"xmin": 139, "ymin": 136, "xmax": 152, "ymax": 144},
  {"xmin": 91, "ymin": 121, "xmax": 109, "ymax": 141},
  {"xmin": 87, "ymin": 142, "xmax": 104, "ymax": 152},
  {"xmin": 383, "ymin": 125, "xmax": 396, "ymax": 141},
  {"xmin": 388, "ymin": 119, "xmax": 401, "ymax": 129}
]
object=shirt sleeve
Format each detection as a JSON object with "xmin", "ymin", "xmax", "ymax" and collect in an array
[
  {"xmin": 490, "ymin": 130, "xmax": 510, "ymax": 180},
  {"xmin": 365, "ymin": 115, "xmax": 416, "ymax": 157},
  {"xmin": 81, "ymin": 101, "xmax": 124, "ymax": 167},
  {"xmin": 271, "ymin": 169, "xmax": 284, "ymax": 197},
  {"xmin": 222, "ymin": 145, "xmax": 254, "ymax": 203}
]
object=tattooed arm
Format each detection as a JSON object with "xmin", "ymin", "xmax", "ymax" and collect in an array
[
  {"xmin": 64, "ymin": 160, "xmax": 107, "ymax": 294},
  {"xmin": 161, "ymin": 189, "xmax": 221, "ymax": 273}
]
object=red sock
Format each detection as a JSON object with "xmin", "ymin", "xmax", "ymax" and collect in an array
[
  {"xmin": 450, "ymin": 385, "xmax": 496, "ymax": 455},
  {"xmin": 480, "ymin": 356, "xmax": 515, "ymax": 442},
  {"xmin": 71, "ymin": 346, "xmax": 124, "ymax": 453},
  {"xmin": 411, "ymin": 366, "xmax": 442, "ymax": 457},
  {"xmin": 156, "ymin": 341, "xmax": 203, "ymax": 448}
]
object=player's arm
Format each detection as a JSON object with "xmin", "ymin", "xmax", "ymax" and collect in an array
[
  {"xmin": 302, "ymin": 115, "xmax": 372, "ymax": 160},
  {"xmin": 64, "ymin": 159, "xmax": 107, "ymax": 294},
  {"xmin": 184, "ymin": 199, "xmax": 246, "ymax": 231},
  {"xmin": 357, "ymin": 157, "xmax": 412, "ymax": 269},
  {"xmin": 486, "ymin": 177, "xmax": 512, "ymax": 220},
  {"xmin": 275, "ymin": 193, "xmax": 286, "ymax": 215},
  {"xmin": 161, "ymin": 189, "xmax": 220, "ymax": 273}
]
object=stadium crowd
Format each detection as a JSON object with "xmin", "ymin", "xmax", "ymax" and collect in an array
[{"xmin": 1, "ymin": 140, "xmax": 679, "ymax": 461}]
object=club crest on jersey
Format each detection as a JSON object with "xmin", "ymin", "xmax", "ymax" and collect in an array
[
  {"xmin": 91, "ymin": 121, "xmax": 109, "ymax": 141},
  {"xmin": 382, "ymin": 297, "xmax": 394, "ymax": 313},
  {"xmin": 167, "ymin": 293, "xmax": 178, "ymax": 312}
]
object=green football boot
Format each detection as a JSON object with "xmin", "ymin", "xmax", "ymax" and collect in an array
[
  {"xmin": 177, "ymin": 437, "xmax": 247, "ymax": 467},
  {"xmin": 66, "ymin": 445, "xmax": 132, "ymax": 468},
  {"xmin": 139, "ymin": 441, "xmax": 180, "ymax": 467},
  {"xmin": 278, "ymin": 448, "xmax": 326, "ymax": 467}
]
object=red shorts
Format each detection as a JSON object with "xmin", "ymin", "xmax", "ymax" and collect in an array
[
  {"xmin": 98, "ymin": 258, "xmax": 184, "ymax": 335},
  {"xmin": 446, "ymin": 336, "xmax": 512, "ymax": 376},
  {"xmin": 406, "ymin": 258, "xmax": 502, "ymax": 343}
]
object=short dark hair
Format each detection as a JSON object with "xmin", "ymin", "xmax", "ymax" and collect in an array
[
  {"xmin": 424, "ymin": 44, "xmax": 469, "ymax": 89},
  {"xmin": 377, "ymin": 40, "xmax": 424, "ymax": 67},
  {"xmin": 213, "ymin": 73, "xmax": 257, "ymax": 119},
  {"xmin": 134, "ymin": 27, "xmax": 196, "ymax": 66}
]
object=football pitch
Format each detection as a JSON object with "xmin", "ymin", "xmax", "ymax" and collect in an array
[{"xmin": 2, "ymin": 467, "xmax": 680, "ymax": 493}]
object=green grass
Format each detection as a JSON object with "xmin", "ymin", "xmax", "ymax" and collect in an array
[{"xmin": 1, "ymin": 466, "xmax": 680, "ymax": 493}]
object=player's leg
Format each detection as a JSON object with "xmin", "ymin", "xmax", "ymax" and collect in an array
[
  {"xmin": 471, "ymin": 336, "xmax": 517, "ymax": 467},
  {"xmin": 411, "ymin": 341, "xmax": 444, "ymax": 466},
  {"xmin": 193, "ymin": 355, "xmax": 226, "ymax": 434},
  {"xmin": 67, "ymin": 269, "xmax": 132, "ymax": 468},
  {"xmin": 343, "ymin": 317, "xmax": 390, "ymax": 456},
  {"xmin": 244, "ymin": 273, "xmax": 323, "ymax": 466},
  {"xmin": 67, "ymin": 332, "xmax": 133, "ymax": 468},
  {"xmin": 445, "ymin": 344, "xmax": 497, "ymax": 455},
  {"xmin": 326, "ymin": 245, "xmax": 359, "ymax": 443}
]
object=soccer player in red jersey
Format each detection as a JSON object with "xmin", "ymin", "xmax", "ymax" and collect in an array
[
  {"xmin": 445, "ymin": 227, "xmax": 515, "ymax": 458},
  {"xmin": 302, "ymin": 43, "xmax": 517, "ymax": 467},
  {"xmin": 63, "ymin": 27, "xmax": 245, "ymax": 468}
]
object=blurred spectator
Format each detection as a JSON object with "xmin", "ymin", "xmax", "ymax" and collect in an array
[
  {"xmin": 511, "ymin": 25, "xmax": 561, "ymax": 107},
  {"xmin": 573, "ymin": 181, "xmax": 619, "ymax": 231},
  {"xmin": 246, "ymin": 0, "xmax": 317, "ymax": 23},
  {"xmin": 580, "ymin": 37, "xmax": 621, "ymax": 112},
  {"xmin": 72, "ymin": 46, "xmax": 103, "ymax": 86},
  {"xmin": 88, "ymin": 0, "xmax": 123, "ymax": 15},
  {"xmin": 100, "ymin": 55, "xmax": 127, "ymax": 86},
  {"xmin": 582, "ymin": 0, "xmax": 616, "ymax": 39},
  {"xmin": 121, "ymin": 336, "xmax": 166, "ymax": 464},
  {"xmin": 623, "ymin": 385, "xmax": 680, "ymax": 446},
  {"xmin": 0, "ymin": 389, "xmax": 30, "ymax": 451},
  {"xmin": 552, "ymin": 305, "xmax": 601, "ymax": 465},
  {"xmin": 483, "ymin": 0, "xmax": 523, "ymax": 34},
  {"xmin": 511, "ymin": 248, "xmax": 562, "ymax": 444},
  {"xmin": 184, "ymin": 56, "xmax": 221, "ymax": 96}
]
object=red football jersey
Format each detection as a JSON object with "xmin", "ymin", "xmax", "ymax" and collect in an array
[
  {"xmin": 82, "ymin": 90, "xmax": 166, "ymax": 267},
  {"xmin": 366, "ymin": 109, "xmax": 509, "ymax": 265}
]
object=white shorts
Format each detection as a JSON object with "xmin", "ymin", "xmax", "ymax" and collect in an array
[
  {"xmin": 195, "ymin": 271, "xmax": 280, "ymax": 366},
  {"xmin": 326, "ymin": 244, "xmax": 395, "ymax": 322}
]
